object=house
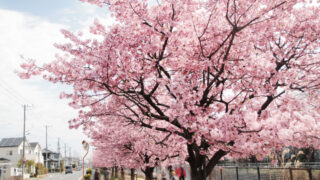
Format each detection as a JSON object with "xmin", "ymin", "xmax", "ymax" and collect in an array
[
  {"xmin": 42, "ymin": 149, "xmax": 62, "ymax": 172},
  {"xmin": 65, "ymin": 157, "xmax": 80, "ymax": 167},
  {"xmin": 0, "ymin": 137, "xmax": 33, "ymax": 179},
  {"xmin": 29, "ymin": 143, "xmax": 44, "ymax": 164},
  {"xmin": 0, "ymin": 138, "xmax": 30, "ymax": 164},
  {"xmin": 0, "ymin": 158, "xmax": 12, "ymax": 179}
]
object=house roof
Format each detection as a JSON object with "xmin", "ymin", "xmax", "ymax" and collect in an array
[
  {"xmin": 30, "ymin": 142, "xmax": 40, "ymax": 148},
  {"xmin": 0, "ymin": 137, "xmax": 24, "ymax": 147},
  {"xmin": 42, "ymin": 148, "xmax": 54, "ymax": 153},
  {"xmin": 0, "ymin": 157, "xmax": 10, "ymax": 161},
  {"xmin": 65, "ymin": 157, "xmax": 80, "ymax": 161},
  {"xmin": 54, "ymin": 153, "xmax": 61, "ymax": 159}
]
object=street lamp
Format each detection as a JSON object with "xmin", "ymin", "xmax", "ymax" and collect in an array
[{"xmin": 82, "ymin": 140, "xmax": 89, "ymax": 180}]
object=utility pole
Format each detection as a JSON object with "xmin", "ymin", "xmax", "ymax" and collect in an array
[
  {"xmin": 64, "ymin": 143, "xmax": 67, "ymax": 166},
  {"xmin": 57, "ymin": 138, "xmax": 61, "ymax": 172},
  {"xmin": 22, "ymin": 105, "xmax": 26, "ymax": 180},
  {"xmin": 69, "ymin": 147, "xmax": 72, "ymax": 167},
  {"xmin": 45, "ymin": 125, "xmax": 51, "ymax": 170}
]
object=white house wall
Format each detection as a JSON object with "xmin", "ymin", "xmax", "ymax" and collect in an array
[
  {"xmin": 0, "ymin": 147, "xmax": 21, "ymax": 166},
  {"xmin": 0, "ymin": 143, "xmax": 35, "ymax": 168},
  {"xmin": 29, "ymin": 144, "xmax": 44, "ymax": 164}
]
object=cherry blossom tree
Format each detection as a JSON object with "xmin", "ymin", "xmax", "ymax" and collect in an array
[
  {"xmin": 19, "ymin": 0, "xmax": 320, "ymax": 179},
  {"xmin": 89, "ymin": 116, "xmax": 184, "ymax": 180}
]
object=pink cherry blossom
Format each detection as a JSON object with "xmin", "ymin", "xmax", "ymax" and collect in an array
[{"xmin": 18, "ymin": 0, "xmax": 320, "ymax": 179}]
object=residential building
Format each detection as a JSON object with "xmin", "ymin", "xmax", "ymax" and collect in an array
[
  {"xmin": 0, "ymin": 157, "xmax": 12, "ymax": 180},
  {"xmin": 0, "ymin": 137, "xmax": 33, "ymax": 179},
  {"xmin": 0, "ymin": 138, "xmax": 31, "ymax": 164},
  {"xmin": 42, "ymin": 149, "xmax": 62, "ymax": 172},
  {"xmin": 29, "ymin": 143, "xmax": 44, "ymax": 164},
  {"xmin": 65, "ymin": 157, "xmax": 80, "ymax": 168}
]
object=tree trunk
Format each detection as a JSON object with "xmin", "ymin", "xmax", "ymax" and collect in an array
[
  {"xmin": 131, "ymin": 168, "xmax": 135, "ymax": 180},
  {"xmin": 186, "ymin": 143, "xmax": 227, "ymax": 180},
  {"xmin": 143, "ymin": 166, "xmax": 154, "ymax": 180},
  {"xmin": 189, "ymin": 164, "xmax": 206, "ymax": 180},
  {"xmin": 115, "ymin": 167, "xmax": 119, "ymax": 178},
  {"xmin": 121, "ymin": 168, "xmax": 125, "ymax": 180},
  {"xmin": 208, "ymin": 169, "xmax": 214, "ymax": 180},
  {"xmin": 112, "ymin": 167, "xmax": 115, "ymax": 177}
]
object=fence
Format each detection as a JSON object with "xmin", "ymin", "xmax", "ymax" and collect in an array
[
  {"xmin": 216, "ymin": 162, "xmax": 320, "ymax": 168},
  {"xmin": 211, "ymin": 166, "xmax": 320, "ymax": 180}
]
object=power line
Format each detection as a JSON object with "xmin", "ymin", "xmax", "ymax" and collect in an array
[
  {"xmin": 0, "ymin": 83, "xmax": 27, "ymax": 104},
  {"xmin": 0, "ymin": 85, "xmax": 24, "ymax": 106},
  {"xmin": 0, "ymin": 78, "xmax": 32, "ymax": 104}
]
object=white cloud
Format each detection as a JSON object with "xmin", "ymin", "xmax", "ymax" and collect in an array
[
  {"xmin": 57, "ymin": 2, "xmax": 114, "ymax": 31},
  {"xmin": 0, "ymin": 9, "xmax": 92, "ymax": 158}
]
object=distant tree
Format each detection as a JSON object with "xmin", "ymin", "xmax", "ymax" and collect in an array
[
  {"xmin": 91, "ymin": 117, "xmax": 182, "ymax": 180},
  {"xmin": 35, "ymin": 162, "xmax": 48, "ymax": 175},
  {"xmin": 60, "ymin": 160, "xmax": 65, "ymax": 172},
  {"xmin": 17, "ymin": 159, "xmax": 35, "ymax": 174}
]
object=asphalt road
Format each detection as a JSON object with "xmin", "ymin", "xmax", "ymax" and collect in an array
[{"xmin": 40, "ymin": 171, "xmax": 83, "ymax": 180}]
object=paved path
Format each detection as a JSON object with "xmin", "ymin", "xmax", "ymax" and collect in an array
[{"xmin": 33, "ymin": 171, "xmax": 83, "ymax": 180}]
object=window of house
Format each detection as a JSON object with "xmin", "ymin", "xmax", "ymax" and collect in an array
[{"xmin": 8, "ymin": 151, "xmax": 12, "ymax": 155}]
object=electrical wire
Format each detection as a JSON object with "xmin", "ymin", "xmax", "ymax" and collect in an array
[
  {"xmin": 0, "ymin": 85, "xmax": 24, "ymax": 106},
  {"xmin": 0, "ymin": 79, "xmax": 32, "ymax": 104}
]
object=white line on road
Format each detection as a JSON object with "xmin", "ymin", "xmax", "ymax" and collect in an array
[{"xmin": 78, "ymin": 176, "xmax": 82, "ymax": 180}]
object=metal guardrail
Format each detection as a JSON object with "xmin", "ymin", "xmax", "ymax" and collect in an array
[
  {"xmin": 212, "ymin": 166, "xmax": 320, "ymax": 180},
  {"xmin": 216, "ymin": 162, "xmax": 320, "ymax": 168}
]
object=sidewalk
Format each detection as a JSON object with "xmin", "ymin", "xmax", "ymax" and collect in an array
[
  {"xmin": 99, "ymin": 174, "xmax": 144, "ymax": 180},
  {"xmin": 29, "ymin": 172, "xmax": 60, "ymax": 180}
]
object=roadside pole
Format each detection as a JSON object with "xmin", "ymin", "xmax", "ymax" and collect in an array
[
  {"xmin": 82, "ymin": 140, "xmax": 89, "ymax": 180},
  {"xmin": 22, "ymin": 105, "xmax": 26, "ymax": 180},
  {"xmin": 45, "ymin": 125, "xmax": 51, "ymax": 172}
]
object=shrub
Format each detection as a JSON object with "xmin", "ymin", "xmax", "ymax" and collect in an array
[
  {"xmin": 84, "ymin": 174, "xmax": 91, "ymax": 180},
  {"xmin": 86, "ymin": 168, "xmax": 92, "ymax": 174},
  {"xmin": 60, "ymin": 160, "xmax": 65, "ymax": 172},
  {"xmin": 17, "ymin": 159, "xmax": 35, "ymax": 174},
  {"xmin": 35, "ymin": 163, "xmax": 48, "ymax": 175}
]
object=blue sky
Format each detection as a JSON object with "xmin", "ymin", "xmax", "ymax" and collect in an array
[
  {"xmin": 0, "ymin": 0, "xmax": 110, "ymax": 29},
  {"xmin": 0, "ymin": 0, "xmax": 113, "ymax": 160},
  {"xmin": 0, "ymin": 0, "xmax": 75, "ymax": 17}
]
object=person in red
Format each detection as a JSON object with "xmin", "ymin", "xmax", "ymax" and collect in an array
[{"xmin": 176, "ymin": 166, "xmax": 186, "ymax": 180}]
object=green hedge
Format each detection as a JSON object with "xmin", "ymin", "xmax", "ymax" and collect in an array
[
  {"xmin": 86, "ymin": 168, "xmax": 92, "ymax": 174},
  {"xmin": 84, "ymin": 174, "xmax": 91, "ymax": 180},
  {"xmin": 35, "ymin": 163, "xmax": 48, "ymax": 176}
]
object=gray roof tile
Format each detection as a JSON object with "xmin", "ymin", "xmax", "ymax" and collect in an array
[
  {"xmin": 29, "ymin": 142, "xmax": 39, "ymax": 148},
  {"xmin": 0, "ymin": 137, "xmax": 24, "ymax": 147}
]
